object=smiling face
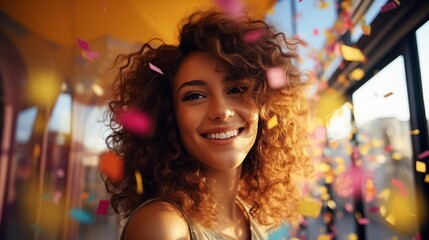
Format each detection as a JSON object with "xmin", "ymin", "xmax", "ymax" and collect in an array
[{"xmin": 173, "ymin": 51, "xmax": 259, "ymax": 171}]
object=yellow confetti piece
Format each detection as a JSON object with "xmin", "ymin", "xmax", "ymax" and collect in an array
[
  {"xmin": 299, "ymin": 198, "xmax": 322, "ymax": 218},
  {"xmin": 349, "ymin": 68, "xmax": 365, "ymax": 81},
  {"xmin": 319, "ymin": 1, "xmax": 329, "ymax": 9},
  {"xmin": 327, "ymin": 200, "xmax": 336, "ymax": 209},
  {"xmin": 325, "ymin": 175, "xmax": 334, "ymax": 184},
  {"xmin": 416, "ymin": 161, "xmax": 426, "ymax": 173},
  {"xmin": 317, "ymin": 234, "xmax": 331, "ymax": 240},
  {"xmin": 411, "ymin": 129, "xmax": 420, "ymax": 135},
  {"xmin": 340, "ymin": 44, "xmax": 366, "ymax": 62},
  {"xmin": 135, "ymin": 171, "xmax": 144, "ymax": 195},
  {"xmin": 393, "ymin": 0, "xmax": 400, "ymax": 6},
  {"xmin": 321, "ymin": 193, "xmax": 330, "ymax": 201},
  {"xmin": 347, "ymin": 233, "xmax": 358, "ymax": 240},
  {"xmin": 267, "ymin": 115, "xmax": 278, "ymax": 129},
  {"xmin": 424, "ymin": 174, "xmax": 429, "ymax": 183},
  {"xmin": 392, "ymin": 152, "xmax": 402, "ymax": 161},
  {"xmin": 385, "ymin": 213, "xmax": 396, "ymax": 225},
  {"xmin": 378, "ymin": 188, "xmax": 391, "ymax": 201},
  {"xmin": 380, "ymin": 205, "xmax": 387, "ymax": 217}
]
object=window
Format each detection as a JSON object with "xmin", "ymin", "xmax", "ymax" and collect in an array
[{"xmin": 416, "ymin": 19, "xmax": 429, "ymax": 129}]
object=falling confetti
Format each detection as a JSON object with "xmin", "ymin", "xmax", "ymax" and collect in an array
[
  {"xmin": 76, "ymin": 38, "xmax": 90, "ymax": 51},
  {"xmin": 299, "ymin": 198, "xmax": 322, "ymax": 218},
  {"xmin": 82, "ymin": 50, "xmax": 100, "ymax": 61},
  {"xmin": 391, "ymin": 178, "xmax": 407, "ymax": 197},
  {"xmin": 349, "ymin": 68, "xmax": 365, "ymax": 81},
  {"xmin": 411, "ymin": 129, "xmax": 420, "ymax": 135},
  {"xmin": 102, "ymin": 0, "xmax": 107, "ymax": 14},
  {"xmin": 267, "ymin": 116, "xmax": 278, "ymax": 129},
  {"xmin": 53, "ymin": 191, "xmax": 62, "ymax": 205},
  {"xmin": 340, "ymin": 44, "xmax": 365, "ymax": 62},
  {"xmin": 317, "ymin": 234, "xmax": 332, "ymax": 240},
  {"xmin": 381, "ymin": 2, "xmax": 397, "ymax": 13},
  {"xmin": 135, "ymin": 171, "xmax": 144, "ymax": 194},
  {"xmin": 96, "ymin": 200, "xmax": 110, "ymax": 215},
  {"xmin": 416, "ymin": 161, "xmax": 426, "ymax": 173},
  {"xmin": 361, "ymin": 22, "xmax": 371, "ymax": 36},
  {"xmin": 69, "ymin": 208, "xmax": 93, "ymax": 224},
  {"xmin": 417, "ymin": 150, "xmax": 429, "ymax": 159},
  {"xmin": 213, "ymin": 0, "xmax": 244, "ymax": 17},
  {"xmin": 242, "ymin": 29, "xmax": 265, "ymax": 43},
  {"xmin": 384, "ymin": 92, "xmax": 394, "ymax": 98},
  {"xmin": 149, "ymin": 62, "xmax": 164, "ymax": 75},
  {"xmin": 424, "ymin": 174, "xmax": 429, "ymax": 183},
  {"xmin": 358, "ymin": 218, "xmax": 370, "ymax": 225},
  {"xmin": 266, "ymin": 67, "xmax": 287, "ymax": 89},
  {"xmin": 99, "ymin": 151, "xmax": 124, "ymax": 182},
  {"xmin": 117, "ymin": 108, "xmax": 152, "ymax": 136}
]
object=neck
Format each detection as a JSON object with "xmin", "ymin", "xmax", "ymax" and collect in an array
[{"xmin": 206, "ymin": 166, "xmax": 242, "ymax": 221}]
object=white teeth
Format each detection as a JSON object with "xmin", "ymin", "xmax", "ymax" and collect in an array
[{"xmin": 206, "ymin": 129, "xmax": 239, "ymax": 140}]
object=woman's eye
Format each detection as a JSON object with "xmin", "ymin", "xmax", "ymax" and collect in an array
[
  {"xmin": 183, "ymin": 92, "xmax": 205, "ymax": 101},
  {"xmin": 228, "ymin": 86, "xmax": 248, "ymax": 94}
]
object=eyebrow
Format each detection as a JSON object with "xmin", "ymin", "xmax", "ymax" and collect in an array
[{"xmin": 177, "ymin": 80, "xmax": 207, "ymax": 93}]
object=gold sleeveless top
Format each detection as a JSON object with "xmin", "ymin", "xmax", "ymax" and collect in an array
[{"xmin": 119, "ymin": 198, "xmax": 268, "ymax": 240}]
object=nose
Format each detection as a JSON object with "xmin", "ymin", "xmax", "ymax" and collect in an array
[{"xmin": 207, "ymin": 96, "xmax": 235, "ymax": 121}]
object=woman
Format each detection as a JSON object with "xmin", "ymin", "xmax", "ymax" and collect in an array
[{"xmin": 104, "ymin": 9, "xmax": 312, "ymax": 240}]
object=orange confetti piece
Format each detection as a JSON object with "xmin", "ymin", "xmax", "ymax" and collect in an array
[
  {"xmin": 416, "ymin": 161, "xmax": 426, "ymax": 173},
  {"xmin": 299, "ymin": 198, "xmax": 322, "ymax": 217},
  {"xmin": 99, "ymin": 151, "xmax": 124, "ymax": 182},
  {"xmin": 267, "ymin": 116, "xmax": 278, "ymax": 129},
  {"xmin": 135, "ymin": 171, "xmax": 144, "ymax": 194},
  {"xmin": 319, "ymin": 1, "xmax": 329, "ymax": 9},
  {"xmin": 340, "ymin": 44, "xmax": 365, "ymax": 62},
  {"xmin": 384, "ymin": 92, "xmax": 394, "ymax": 98},
  {"xmin": 361, "ymin": 23, "xmax": 371, "ymax": 36},
  {"xmin": 81, "ymin": 192, "xmax": 89, "ymax": 200}
]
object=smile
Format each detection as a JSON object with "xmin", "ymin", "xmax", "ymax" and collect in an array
[{"xmin": 202, "ymin": 128, "xmax": 245, "ymax": 140}]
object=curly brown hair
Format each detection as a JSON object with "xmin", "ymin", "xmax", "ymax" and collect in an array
[{"xmin": 104, "ymin": 9, "xmax": 312, "ymax": 227}]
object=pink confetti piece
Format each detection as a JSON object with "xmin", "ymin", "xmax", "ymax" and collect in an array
[
  {"xmin": 213, "ymin": 0, "xmax": 244, "ymax": 16},
  {"xmin": 117, "ymin": 109, "xmax": 152, "ymax": 136},
  {"xmin": 149, "ymin": 63, "xmax": 164, "ymax": 75},
  {"xmin": 418, "ymin": 150, "xmax": 429, "ymax": 159},
  {"xmin": 102, "ymin": 0, "xmax": 107, "ymax": 14},
  {"xmin": 53, "ymin": 191, "xmax": 62, "ymax": 205},
  {"xmin": 96, "ymin": 200, "xmax": 110, "ymax": 215},
  {"xmin": 381, "ymin": 2, "xmax": 397, "ymax": 13},
  {"xmin": 242, "ymin": 29, "xmax": 265, "ymax": 43},
  {"xmin": 77, "ymin": 38, "xmax": 90, "ymax": 51},
  {"xmin": 56, "ymin": 168, "xmax": 64, "ymax": 178},
  {"xmin": 391, "ymin": 178, "xmax": 407, "ymax": 196},
  {"xmin": 358, "ymin": 218, "xmax": 370, "ymax": 225},
  {"xmin": 81, "ymin": 51, "xmax": 100, "ymax": 61},
  {"xmin": 266, "ymin": 67, "xmax": 287, "ymax": 89},
  {"xmin": 369, "ymin": 206, "xmax": 379, "ymax": 213},
  {"xmin": 345, "ymin": 203, "xmax": 354, "ymax": 213}
]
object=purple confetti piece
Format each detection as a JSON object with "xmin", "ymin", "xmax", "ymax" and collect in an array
[
  {"xmin": 149, "ymin": 63, "xmax": 164, "ymax": 75},
  {"xmin": 381, "ymin": 2, "xmax": 397, "ymax": 13},
  {"xmin": 96, "ymin": 200, "xmax": 110, "ymax": 215},
  {"xmin": 77, "ymin": 38, "xmax": 90, "ymax": 51}
]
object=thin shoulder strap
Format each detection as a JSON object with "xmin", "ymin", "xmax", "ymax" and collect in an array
[{"xmin": 119, "ymin": 198, "xmax": 197, "ymax": 240}]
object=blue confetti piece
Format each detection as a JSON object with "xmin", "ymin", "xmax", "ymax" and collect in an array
[
  {"xmin": 268, "ymin": 223, "xmax": 290, "ymax": 240},
  {"xmin": 68, "ymin": 208, "xmax": 93, "ymax": 224}
]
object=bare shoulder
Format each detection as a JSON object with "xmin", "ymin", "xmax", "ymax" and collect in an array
[{"xmin": 123, "ymin": 200, "xmax": 191, "ymax": 240}]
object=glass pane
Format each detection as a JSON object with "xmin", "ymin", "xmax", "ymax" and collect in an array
[
  {"xmin": 352, "ymin": 56, "xmax": 418, "ymax": 239},
  {"xmin": 416, "ymin": 19, "xmax": 429, "ymax": 127}
]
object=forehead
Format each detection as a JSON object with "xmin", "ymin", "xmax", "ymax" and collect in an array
[{"xmin": 174, "ymin": 52, "xmax": 227, "ymax": 84}]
